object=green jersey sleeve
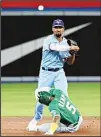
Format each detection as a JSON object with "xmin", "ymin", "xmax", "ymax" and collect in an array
[{"xmin": 49, "ymin": 99, "xmax": 60, "ymax": 118}]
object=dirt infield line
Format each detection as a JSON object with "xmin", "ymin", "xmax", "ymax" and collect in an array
[{"xmin": 1, "ymin": 116, "xmax": 100, "ymax": 136}]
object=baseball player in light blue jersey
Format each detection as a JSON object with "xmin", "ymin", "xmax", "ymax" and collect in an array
[{"xmin": 27, "ymin": 19, "xmax": 80, "ymax": 131}]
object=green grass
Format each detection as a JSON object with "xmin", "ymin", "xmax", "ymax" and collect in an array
[{"xmin": 1, "ymin": 82, "xmax": 100, "ymax": 116}]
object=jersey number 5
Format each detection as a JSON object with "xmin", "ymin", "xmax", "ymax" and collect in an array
[
  {"xmin": 59, "ymin": 94, "xmax": 76, "ymax": 115},
  {"xmin": 66, "ymin": 101, "xmax": 76, "ymax": 115}
]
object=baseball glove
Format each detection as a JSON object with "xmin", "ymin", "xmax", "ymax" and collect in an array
[{"xmin": 67, "ymin": 39, "xmax": 79, "ymax": 55}]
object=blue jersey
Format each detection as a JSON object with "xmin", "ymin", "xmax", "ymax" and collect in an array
[
  {"xmin": 35, "ymin": 35, "xmax": 71, "ymax": 121},
  {"xmin": 41, "ymin": 34, "xmax": 71, "ymax": 68}
]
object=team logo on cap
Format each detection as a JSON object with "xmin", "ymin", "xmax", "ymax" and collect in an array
[{"xmin": 56, "ymin": 20, "xmax": 61, "ymax": 24}]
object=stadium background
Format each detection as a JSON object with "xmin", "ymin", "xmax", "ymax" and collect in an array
[{"xmin": 1, "ymin": 16, "xmax": 101, "ymax": 77}]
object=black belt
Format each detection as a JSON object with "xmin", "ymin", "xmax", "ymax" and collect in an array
[{"xmin": 42, "ymin": 67, "xmax": 62, "ymax": 72}]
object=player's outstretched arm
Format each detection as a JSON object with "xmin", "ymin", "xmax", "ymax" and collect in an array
[
  {"xmin": 45, "ymin": 115, "xmax": 60, "ymax": 135},
  {"xmin": 50, "ymin": 43, "xmax": 70, "ymax": 51}
]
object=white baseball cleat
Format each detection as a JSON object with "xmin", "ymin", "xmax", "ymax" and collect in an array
[
  {"xmin": 26, "ymin": 125, "xmax": 38, "ymax": 131},
  {"xmin": 26, "ymin": 118, "xmax": 38, "ymax": 131},
  {"xmin": 45, "ymin": 131, "xmax": 53, "ymax": 135}
]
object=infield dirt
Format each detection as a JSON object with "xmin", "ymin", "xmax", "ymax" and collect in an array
[{"xmin": 1, "ymin": 116, "xmax": 100, "ymax": 136}]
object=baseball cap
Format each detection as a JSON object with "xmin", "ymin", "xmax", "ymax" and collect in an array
[{"xmin": 52, "ymin": 19, "xmax": 64, "ymax": 28}]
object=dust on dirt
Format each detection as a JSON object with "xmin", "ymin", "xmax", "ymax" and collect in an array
[{"xmin": 1, "ymin": 116, "xmax": 100, "ymax": 136}]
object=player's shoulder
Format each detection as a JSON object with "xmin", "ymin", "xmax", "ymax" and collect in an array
[
  {"xmin": 63, "ymin": 36, "xmax": 68, "ymax": 42},
  {"xmin": 44, "ymin": 34, "xmax": 53, "ymax": 42}
]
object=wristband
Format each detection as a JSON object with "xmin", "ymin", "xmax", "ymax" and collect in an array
[{"xmin": 48, "ymin": 123, "xmax": 58, "ymax": 134}]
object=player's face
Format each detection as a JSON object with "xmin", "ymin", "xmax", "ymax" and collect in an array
[{"xmin": 52, "ymin": 26, "xmax": 64, "ymax": 38}]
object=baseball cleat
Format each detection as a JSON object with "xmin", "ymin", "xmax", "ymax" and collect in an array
[{"xmin": 26, "ymin": 118, "xmax": 38, "ymax": 131}]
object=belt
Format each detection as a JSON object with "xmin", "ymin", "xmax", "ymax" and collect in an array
[{"xmin": 42, "ymin": 67, "xmax": 62, "ymax": 72}]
